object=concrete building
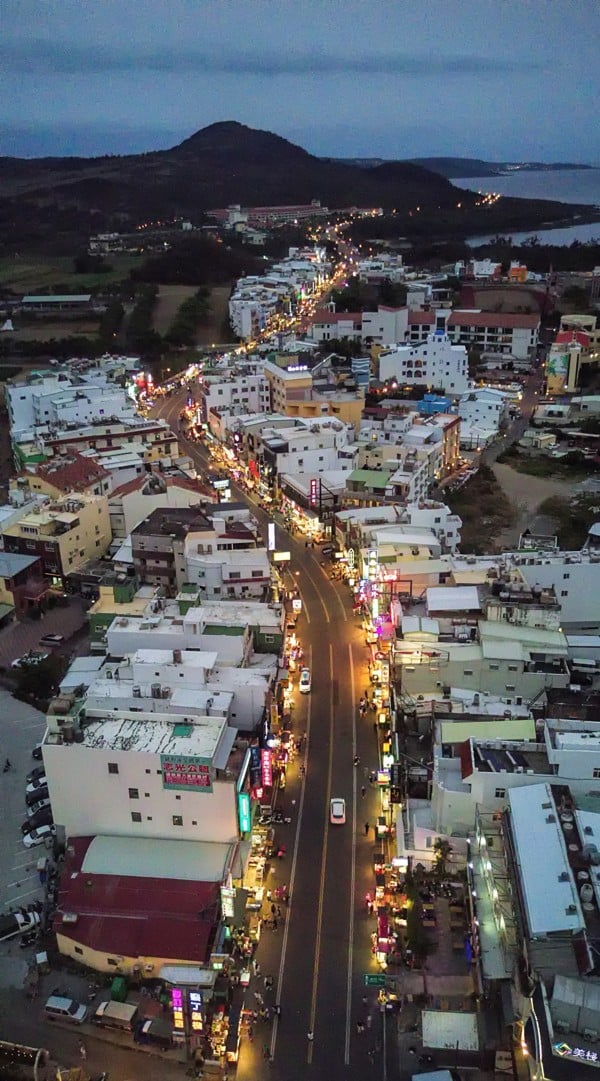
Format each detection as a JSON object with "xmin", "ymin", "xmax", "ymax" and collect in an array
[
  {"xmin": 10, "ymin": 448, "xmax": 111, "ymax": 502},
  {"xmin": 334, "ymin": 501, "xmax": 462, "ymax": 555},
  {"xmin": 407, "ymin": 309, "xmax": 539, "ymax": 361},
  {"xmin": 1, "ymin": 492, "xmax": 111, "ymax": 583},
  {"xmin": 14, "ymin": 417, "xmax": 180, "ymax": 472},
  {"xmin": 109, "ymin": 474, "xmax": 204, "ymax": 539},
  {"xmin": 379, "ymin": 321, "xmax": 470, "ymax": 397},
  {"xmin": 457, "ymin": 387, "xmax": 511, "ymax": 433}
]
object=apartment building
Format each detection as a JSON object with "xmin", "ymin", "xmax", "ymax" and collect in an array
[
  {"xmin": 200, "ymin": 371, "xmax": 271, "ymax": 429},
  {"xmin": 6, "ymin": 370, "xmax": 136, "ymax": 440},
  {"xmin": 262, "ymin": 358, "xmax": 314, "ymax": 413},
  {"xmin": 1, "ymin": 493, "xmax": 111, "ymax": 582},
  {"xmin": 10, "ymin": 448, "xmax": 111, "ymax": 502},
  {"xmin": 334, "ymin": 501, "xmax": 462, "ymax": 555},
  {"xmin": 457, "ymin": 387, "xmax": 511, "ymax": 433},
  {"xmin": 183, "ymin": 541, "xmax": 271, "ymax": 601},
  {"xmin": 407, "ymin": 309, "xmax": 539, "ymax": 361},
  {"xmin": 109, "ymin": 474, "xmax": 204, "ymax": 538},
  {"xmin": 14, "ymin": 418, "xmax": 180, "ymax": 471}
]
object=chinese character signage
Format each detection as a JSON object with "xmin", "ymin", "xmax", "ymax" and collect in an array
[
  {"xmin": 310, "ymin": 478, "xmax": 318, "ymax": 506},
  {"xmin": 171, "ymin": 987, "xmax": 185, "ymax": 1030},
  {"xmin": 189, "ymin": 991, "xmax": 203, "ymax": 1032},
  {"xmin": 554, "ymin": 1041, "xmax": 600, "ymax": 1065},
  {"xmin": 238, "ymin": 792, "xmax": 251, "ymax": 833},
  {"xmin": 160, "ymin": 754, "xmax": 212, "ymax": 793},
  {"xmin": 261, "ymin": 749, "xmax": 273, "ymax": 788},
  {"xmin": 221, "ymin": 886, "xmax": 236, "ymax": 920}
]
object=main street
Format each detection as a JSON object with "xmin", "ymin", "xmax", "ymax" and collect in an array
[{"xmin": 156, "ymin": 390, "xmax": 392, "ymax": 1080}]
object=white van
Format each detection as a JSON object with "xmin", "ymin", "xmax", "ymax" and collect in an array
[
  {"xmin": 93, "ymin": 1000, "xmax": 138, "ymax": 1031},
  {"xmin": 44, "ymin": 995, "xmax": 87, "ymax": 1023}
]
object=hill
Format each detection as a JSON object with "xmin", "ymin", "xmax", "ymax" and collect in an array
[
  {"xmin": 405, "ymin": 157, "xmax": 593, "ymax": 178},
  {"xmin": 0, "ymin": 121, "xmax": 466, "ymax": 252}
]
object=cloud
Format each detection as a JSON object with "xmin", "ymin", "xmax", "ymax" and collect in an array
[{"xmin": 0, "ymin": 39, "xmax": 544, "ymax": 78}]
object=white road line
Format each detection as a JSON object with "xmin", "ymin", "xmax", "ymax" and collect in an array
[
  {"xmin": 271, "ymin": 645, "xmax": 313, "ymax": 1061},
  {"xmin": 299, "ymin": 561, "xmax": 330, "ymax": 624},
  {"xmin": 6, "ymin": 887, "xmax": 41, "ymax": 902},
  {"xmin": 306, "ymin": 643, "xmax": 334, "ymax": 1064},
  {"xmin": 345, "ymin": 641, "xmax": 358, "ymax": 1065},
  {"xmin": 284, "ymin": 569, "xmax": 310, "ymax": 626}
]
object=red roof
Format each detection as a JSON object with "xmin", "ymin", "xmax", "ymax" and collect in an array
[
  {"xmin": 111, "ymin": 474, "xmax": 202, "ymax": 499},
  {"xmin": 312, "ymin": 309, "xmax": 362, "ymax": 325},
  {"xmin": 408, "ymin": 310, "xmax": 540, "ymax": 330},
  {"xmin": 30, "ymin": 448, "xmax": 109, "ymax": 493},
  {"xmin": 555, "ymin": 330, "xmax": 590, "ymax": 348},
  {"xmin": 54, "ymin": 837, "xmax": 219, "ymax": 964}
]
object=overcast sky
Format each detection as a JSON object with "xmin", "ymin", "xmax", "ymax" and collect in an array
[{"xmin": 1, "ymin": 0, "xmax": 598, "ymax": 161}]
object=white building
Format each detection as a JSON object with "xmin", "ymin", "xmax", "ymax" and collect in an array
[
  {"xmin": 200, "ymin": 371, "xmax": 271, "ymax": 425},
  {"xmin": 407, "ymin": 310, "xmax": 539, "ymax": 362},
  {"xmin": 183, "ymin": 542, "xmax": 271, "ymax": 600},
  {"xmin": 6, "ymin": 371, "xmax": 137, "ymax": 441},
  {"xmin": 334, "ymin": 501, "xmax": 462, "ymax": 555},
  {"xmin": 379, "ymin": 322, "xmax": 470, "ymax": 397},
  {"xmin": 361, "ymin": 306, "xmax": 408, "ymax": 347},
  {"xmin": 457, "ymin": 387, "xmax": 511, "ymax": 432}
]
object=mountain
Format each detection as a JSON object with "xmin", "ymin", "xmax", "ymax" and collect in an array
[
  {"xmin": 0, "ymin": 121, "xmax": 467, "ymax": 251},
  {"xmin": 405, "ymin": 157, "xmax": 593, "ymax": 178}
]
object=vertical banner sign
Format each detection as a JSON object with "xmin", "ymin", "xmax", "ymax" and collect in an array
[
  {"xmin": 267, "ymin": 522, "xmax": 276, "ymax": 552},
  {"xmin": 261, "ymin": 749, "xmax": 273, "ymax": 787},
  {"xmin": 171, "ymin": 988, "xmax": 185, "ymax": 1030},
  {"xmin": 237, "ymin": 792, "xmax": 251, "ymax": 833},
  {"xmin": 310, "ymin": 478, "xmax": 318, "ymax": 506},
  {"xmin": 221, "ymin": 886, "xmax": 236, "ymax": 920},
  {"xmin": 189, "ymin": 991, "xmax": 203, "ymax": 1032}
]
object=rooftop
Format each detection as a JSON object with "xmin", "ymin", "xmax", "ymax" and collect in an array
[{"xmin": 82, "ymin": 713, "xmax": 227, "ymax": 760}]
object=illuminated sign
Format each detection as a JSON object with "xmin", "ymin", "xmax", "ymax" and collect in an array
[
  {"xmin": 220, "ymin": 886, "xmax": 236, "ymax": 920},
  {"xmin": 292, "ymin": 598, "xmax": 302, "ymax": 612},
  {"xmin": 554, "ymin": 1042, "xmax": 600, "ymax": 1065},
  {"xmin": 237, "ymin": 792, "xmax": 251, "ymax": 833},
  {"xmin": 261, "ymin": 749, "xmax": 273, "ymax": 788},
  {"xmin": 346, "ymin": 548, "xmax": 355, "ymax": 568},
  {"xmin": 273, "ymin": 551, "xmax": 291, "ymax": 562},
  {"xmin": 171, "ymin": 988, "xmax": 185, "ymax": 1030},
  {"xmin": 267, "ymin": 523, "xmax": 276, "ymax": 551},
  {"xmin": 160, "ymin": 754, "xmax": 212, "ymax": 793},
  {"xmin": 310, "ymin": 478, "xmax": 319, "ymax": 506},
  {"xmin": 287, "ymin": 365, "xmax": 308, "ymax": 372},
  {"xmin": 189, "ymin": 990, "xmax": 203, "ymax": 1032}
]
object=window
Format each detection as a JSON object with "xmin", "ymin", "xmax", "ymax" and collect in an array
[
  {"xmin": 593, "ymin": 768, "xmax": 600, "ymax": 779},
  {"xmin": 74, "ymin": 946, "xmax": 83, "ymax": 955},
  {"xmin": 128, "ymin": 788, "xmax": 139, "ymax": 799},
  {"xmin": 145, "ymin": 768, "xmax": 151, "ymax": 774},
  {"xmin": 506, "ymin": 684, "xmax": 516, "ymax": 692},
  {"xmin": 508, "ymin": 664, "xmax": 518, "ymax": 672},
  {"xmin": 173, "ymin": 815, "xmax": 183, "ymax": 827},
  {"xmin": 463, "ymin": 669, "xmax": 473, "ymax": 676},
  {"xmin": 144, "ymin": 792, "xmax": 150, "ymax": 798},
  {"xmin": 108, "ymin": 762, "xmax": 119, "ymax": 774},
  {"xmin": 229, "ymin": 571, "xmax": 241, "ymax": 580},
  {"xmin": 561, "ymin": 590, "xmax": 568, "ymax": 597},
  {"xmin": 175, "ymin": 794, "xmax": 181, "ymax": 801},
  {"xmin": 489, "ymin": 663, "xmax": 499, "ymax": 671},
  {"xmin": 495, "ymin": 788, "xmax": 506, "ymax": 799},
  {"xmin": 131, "ymin": 811, "xmax": 142, "ymax": 823}
]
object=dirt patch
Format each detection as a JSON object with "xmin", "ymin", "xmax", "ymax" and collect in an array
[
  {"xmin": 195, "ymin": 285, "xmax": 231, "ymax": 345},
  {"xmin": 152, "ymin": 284, "xmax": 198, "ymax": 335},
  {"xmin": 5, "ymin": 320, "xmax": 99, "ymax": 341},
  {"xmin": 492, "ymin": 462, "xmax": 574, "ymax": 546}
]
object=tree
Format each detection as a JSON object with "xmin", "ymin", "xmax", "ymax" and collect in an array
[
  {"xmin": 433, "ymin": 838, "xmax": 453, "ymax": 877},
  {"xmin": 13, "ymin": 654, "xmax": 66, "ymax": 704}
]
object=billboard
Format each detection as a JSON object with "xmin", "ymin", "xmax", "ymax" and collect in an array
[
  {"xmin": 547, "ymin": 351, "xmax": 569, "ymax": 377},
  {"xmin": 160, "ymin": 754, "xmax": 213, "ymax": 792}
]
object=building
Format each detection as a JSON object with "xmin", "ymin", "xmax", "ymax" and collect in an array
[
  {"xmin": 0, "ymin": 551, "xmax": 50, "ymax": 619},
  {"xmin": 308, "ymin": 309, "xmax": 364, "ymax": 344},
  {"xmin": 10, "ymin": 448, "xmax": 111, "ymax": 502},
  {"xmin": 13, "ymin": 417, "xmax": 180, "ymax": 472},
  {"xmin": 20, "ymin": 294, "xmax": 99, "ymax": 315},
  {"xmin": 379, "ymin": 320, "xmax": 471, "ymax": 397},
  {"xmin": 457, "ymin": 388, "xmax": 511, "ymax": 434},
  {"xmin": 109, "ymin": 474, "xmax": 205, "ymax": 539},
  {"xmin": 1, "ymin": 493, "xmax": 111, "ymax": 584},
  {"xmin": 407, "ymin": 309, "xmax": 540, "ymax": 361}
]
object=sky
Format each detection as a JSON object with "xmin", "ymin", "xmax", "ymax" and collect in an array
[{"xmin": 1, "ymin": 0, "xmax": 598, "ymax": 162}]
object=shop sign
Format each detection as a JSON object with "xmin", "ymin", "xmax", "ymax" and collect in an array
[
  {"xmin": 171, "ymin": 988, "xmax": 185, "ymax": 1030},
  {"xmin": 189, "ymin": 990, "xmax": 203, "ymax": 1032},
  {"xmin": 273, "ymin": 551, "xmax": 291, "ymax": 562},
  {"xmin": 267, "ymin": 523, "xmax": 276, "ymax": 551},
  {"xmin": 345, "ymin": 548, "xmax": 355, "ymax": 568},
  {"xmin": 237, "ymin": 792, "xmax": 251, "ymax": 833},
  {"xmin": 160, "ymin": 754, "xmax": 212, "ymax": 793},
  {"xmin": 554, "ymin": 1043, "xmax": 600, "ymax": 1065},
  {"xmin": 221, "ymin": 886, "xmax": 236, "ymax": 920},
  {"xmin": 310, "ymin": 478, "xmax": 319, "ymax": 506},
  {"xmin": 292, "ymin": 598, "xmax": 302, "ymax": 612},
  {"xmin": 261, "ymin": 749, "xmax": 273, "ymax": 787}
]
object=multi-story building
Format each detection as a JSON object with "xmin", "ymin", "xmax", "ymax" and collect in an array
[
  {"xmin": 6, "ymin": 370, "xmax": 137, "ymax": 440},
  {"xmin": 1, "ymin": 493, "xmax": 111, "ymax": 583},
  {"xmin": 457, "ymin": 387, "xmax": 511, "ymax": 434},
  {"xmin": 407, "ymin": 309, "xmax": 540, "ymax": 361},
  {"xmin": 379, "ymin": 320, "xmax": 471, "ymax": 397},
  {"xmin": 10, "ymin": 448, "xmax": 111, "ymax": 502},
  {"xmin": 335, "ymin": 500, "xmax": 462, "ymax": 555},
  {"xmin": 13, "ymin": 418, "xmax": 180, "ymax": 471},
  {"xmin": 109, "ymin": 474, "xmax": 204, "ymax": 538}
]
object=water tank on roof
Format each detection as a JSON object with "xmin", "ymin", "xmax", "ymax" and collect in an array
[
  {"xmin": 151, "ymin": 683, "xmax": 161, "ymax": 699},
  {"xmin": 580, "ymin": 883, "xmax": 594, "ymax": 904}
]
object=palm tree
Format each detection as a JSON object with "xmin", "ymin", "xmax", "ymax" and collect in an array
[{"xmin": 433, "ymin": 838, "xmax": 453, "ymax": 878}]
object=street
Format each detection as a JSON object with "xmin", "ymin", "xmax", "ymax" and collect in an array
[{"xmin": 158, "ymin": 389, "xmax": 393, "ymax": 1080}]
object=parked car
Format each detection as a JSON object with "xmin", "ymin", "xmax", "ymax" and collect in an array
[
  {"xmin": 31, "ymin": 744, "xmax": 44, "ymax": 760},
  {"xmin": 39, "ymin": 633, "xmax": 64, "ymax": 646},
  {"xmin": 11, "ymin": 651, "xmax": 48, "ymax": 669},
  {"xmin": 330, "ymin": 798, "xmax": 346, "ymax": 825},
  {"xmin": 299, "ymin": 667, "xmax": 311, "ymax": 694},
  {"xmin": 26, "ymin": 786, "xmax": 49, "ymax": 807},
  {"xmin": 26, "ymin": 776, "xmax": 48, "ymax": 795},
  {"xmin": 26, "ymin": 765, "xmax": 46, "ymax": 785},
  {"xmin": 27, "ymin": 798, "xmax": 51, "ymax": 817},
  {"xmin": 23, "ymin": 824, "xmax": 55, "ymax": 848},
  {"xmin": 44, "ymin": 995, "xmax": 87, "ymax": 1023},
  {"xmin": 22, "ymin": 806, "xmax": 53, "ymax": 833}
]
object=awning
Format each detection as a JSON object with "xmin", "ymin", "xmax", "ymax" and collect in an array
[{"xmin": 160, "ymin": 965, "xmax": 217, "ymax": 988}]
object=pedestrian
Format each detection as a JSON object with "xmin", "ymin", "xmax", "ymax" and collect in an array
[
  {"xmin": 263, "ymin": 1044, "xmax": 271, "ymax": 1060},
  {"xmin": 266, "ymin": 889, "xmax": 272, "ymax": 902},
  {"xmin": 248, "ymin": 1026, "xmax": 254, "ymax": 1042},
  {"xmin": 272, "ymin": 917, "xmax": 278, "ymax": 931},
  {"xmin": 254, "ymin": 991, "xmax": 264, "ymax": 1006},
  {"xmin": 277, "ymin": 906, "xmax": 282, "ymax": 918},
  {"xmin": 373, "ymin": 722, "xmax": 378, "ymax": 736},
  {"xmin": 365, "ymin": 821, "xmax": 370, "ymax": 836},
  {"xmin": 362, "ymin": 995, "xmax": 368, "ymax": 1007},
  {"xmin": 361, "ymin": 786, "xmax": 366, "ymax": 798},
  {"xmin": 274, "ymin": 1004, "xmax": 282, "ymax": 1018},
  {"xmin": 359, "ymin": 696, "xmax": 366, "ymax": 709},
  {"xmin": 271, "ymin": 903, "xmax": 276, "ymax": 916},
  {"xmin": 366, "ymin": 1014, "xmax": 372, "ymax": 1029},
  {"xmin": 307, "ymin": 1031, "xmax": 314, "ymax": 1042},
  {"xmin": 300, "ymin": 765, "xmax": 305, "ymax": 778},
  {"xmin": 79, "ymin": 1045, "xmax": 86, "ymax": 1061}
]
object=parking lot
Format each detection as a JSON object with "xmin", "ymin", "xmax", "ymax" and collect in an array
[
  {"xmin": 0, "ymin": 597, "xmax": 86, "ymax": 670},
  {"xmin": 0, "ymin": 688, "xmax": 48, "ymax": 932}
]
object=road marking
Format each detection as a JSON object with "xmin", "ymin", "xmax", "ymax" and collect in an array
[
  {"xmin": 5, "ymin": 886, "xmax": 42, "ymax": 903},
  {"xmin": 314, "ymin": 558, "xmax": 348, "ymax": 623},
  {"xmin": 345, "ymin": 642, "xmax": 357, "ymax": 1065},
  {"xmin": 284, "ymin": 569, "xmax": 310, "ymax": 625},
  {"xmin": 306, "ymin": 643, "xmax": 334, "ymax": 1064},
  {"xmin": 271, "ymin": 645, "xmax": 312, "ymax": 1062},
  {"xmin": 292, "ymin": 552, "xmax": 330, "ymax": 624}
]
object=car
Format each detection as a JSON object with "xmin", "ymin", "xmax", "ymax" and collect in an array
[
  {"xmin": 330, "ymin": 798, "xmax": 346, "ymax": 825},
  {"xmin": 320, "ymin": 545, "xmax": 335, "ymax": 555},
  {"xmin": 23, "ymin": 824, "xmax": 55, "ymax": 848},
  {"xmin": 11, "ymin": 650, "xmax": 49, "ymax": 669},
  {"xmin": 26, "ymin": 776, "xmax": 48, "ymax": 795},
  {"xmin": 299, "ymin": 668, "xmax": 311, "ymax": 694},
  {"xmin": 26, "ymin": 786, "xmax": 49, "ymax": 807},
  {"xmin": 39, "ymin": 633, "xmax": 64, "ymax": 646},
  {"xmin": 22, "ymin": 806, "xmax": 54, "ymax": 833},
  {"xmin": 31, "ymin": 743, "xmax": 44, "ymax": 760},
  {"xmin": 27, "ymin": 798, "xmax": 51, "ymax": 818},
  {"xmin": 26, "ymin": 765, "xmax": 46, "ymax": 785}
]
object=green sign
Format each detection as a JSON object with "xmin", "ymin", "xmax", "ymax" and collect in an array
[
  {"xmin": 160, "ymin": 753, "xmax": 212, "ymax": 792},
  {"xmin": 238, "ymin": 792, "xmax": 251, "ymax": 833},
  {"xmin": 364, "ymin": 974, "xmax": 386, "ymax": 987}
]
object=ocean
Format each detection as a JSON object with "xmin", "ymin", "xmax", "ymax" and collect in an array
[{"xmin": 452, "ymin": 168, "xmax": 600, "ymax": 246}]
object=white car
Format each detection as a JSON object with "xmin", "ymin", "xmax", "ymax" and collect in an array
[
  {"xmin": 330, "ymin": 798, "xmax": 346, "ymax": 825},
  {"xmin": 23, "ymin": 824, "xmax": 55, "ymax": 848},
  {"xmin": 299, "ymin": 668, "xmax": 311, "ymax": 694},
  {"xmin": 26, "ymin": 776, "xmax": 48, "ymax": 795}
]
